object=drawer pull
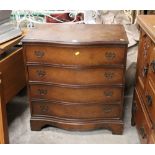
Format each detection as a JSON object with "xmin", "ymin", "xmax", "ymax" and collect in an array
[
  {"xmin": 104, "ymin": 72, "xmax": 114, "ymax": 79},
  {"xmin": 36, "ymin": 70, "xmax": 46, "ymax": 77},
  {"xmin": 146, "ymin": 95, "xmax": 152, "ymax": 106},
  {"xmin": 38, "ymin": 89, "xmax": 47, "ymax": 96},
  {"xmin": 150, "ymin": 60, "xmax": 155, "ymax": 73},
  {"xmin": 40, "ymin": 105, "xmax": 48, "ymax": 112},
  {"xmin": 102, "ymin": 105, "xmax": 112, "ymax": 113},
  {"xmin": 142, "ymin": 66, "xmax": 148, "ymax": 77},
  {"xmin": 105, "ymin": 51, "xmax": 116, "ymax": 60},
  {"xmin": 139, "ymin": 127, "xmax": 146, "ymax": 139},
  {"xmin": 104, "ymin": 91, "xmax": 113, "ymax": 97},
  {"xmin": 34, "ymin": 51, "xmax": 45, "ymax": 58}
]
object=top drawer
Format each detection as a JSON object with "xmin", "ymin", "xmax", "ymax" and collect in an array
[{"xmin": 24, "ymin": 45, "xmax": 126, "ymax": 66}]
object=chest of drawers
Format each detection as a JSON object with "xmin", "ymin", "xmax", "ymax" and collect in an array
[
  {"xmin": 22, "ymin": 24, "xmax": 128, "ymax": 134},
  {"xmin": 132, "ymin": 15, "xmax": 155, "ymax": 143}
]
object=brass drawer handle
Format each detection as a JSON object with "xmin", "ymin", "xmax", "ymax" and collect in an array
[
  {"xmin": 139, "ymin": 126, "xmax": 146, "ymax": 139},
  {"xmin": 34, "ymin": 51, "xmax": 45, "ymax": 58},
  {"xmin": 104, "ymin": 72, "xmax": 114, "ymax": 79},
  {"xmin": 150, "ymin": 60, "xmax": 155, "ymax": 73},
  {"xmin": 36, "ymin": 70, "xmax": 46, "ymax": 77},
  {"xmin": 146, "ymin": 95, "xmax": 152, "ymax": 106},
  {"xmin": 104, "ymin": 91, "xmax": 113, "ymax": 97},
  {"xmin": 105, "ymin": 51, "xmax": 116, "ymax": 60},
  {"xmin": 38, "ymin": 89, "xmax": 47, "ymax": 96},
  {"xmin": 40, "ymin": 105, "xmax": 48, "ymax": 112},
  {"xmin": 142, "ymin": 66, "xmax": 148, "ymax": 77},
  {"xmin": 102, "ymin": 105, "xmax": 112, "ymax": 113}
]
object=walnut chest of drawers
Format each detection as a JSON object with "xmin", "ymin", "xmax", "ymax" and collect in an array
[
  {"xmin": 22, "ymin": 24, "xmax": 128, "ymax": 134},
  {"xmin": 132, "ymin": 15, "xmax": 155, "ymax": 143}
]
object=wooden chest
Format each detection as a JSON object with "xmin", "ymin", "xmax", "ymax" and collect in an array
[
  {"xmin": 22, "ymin": 24, "xmax": 128, "ymax": 134},
  {"xmin": 132, "ymin": 15, "xmax": 155, "ymax": 143}
]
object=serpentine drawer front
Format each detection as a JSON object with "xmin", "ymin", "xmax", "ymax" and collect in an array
[
  {"xmin": 27, "ymin": 65, "xmax": 124, "ymax": 85},
  {"xmin": 29, "ymin": 84, "xmax": 123, "ymax": 103},
  {"xmin": 31, "ymin": 101, "xmax": 122, "ymax": 119},
  {"xmin": 25, "ymin": 46, "xmax": 126, "ymax": 66},
  {"xmin": 132, "ymin": 15, "xmax": 155, "ymax": 143},
  {"xmin": 22, "ymin": 24, "xmax": 128, "ymax": 134}
]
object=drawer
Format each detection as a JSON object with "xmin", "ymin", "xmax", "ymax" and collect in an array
[
  {"xmin": 148, "ymin": 42, "xmax": 155, "ymax": 86},
  {"xmin": 144, "ymin": 80, "xmax": 155, "ymax": 126},
  {"xmin": 27, "ymin": 65, "xmax": 124, "ymax": 85},
  {"xmin": 25, "ymin": 45, "xmax": 126, "ymax": 66},
  {"xmin": 29, "ymin": 84, "xmax": 123, "ymax": 103},
  {"xmin": 134, "ymin": 88, "xmax": 152, "ymax": 144},
  {"xmin": 136, "ymin": 76, "xmax": 145, "ymax": 102},
  {"xmin": 31, "ymin": 101, "xmax": 122, "ymax": 119},
  {"xmin": 139, "ymin": 30, "xmax": 151, "ymax": 63},
  {"xmin": 136, "ymin": 30, "xmax": 151, "ymax": 85}
]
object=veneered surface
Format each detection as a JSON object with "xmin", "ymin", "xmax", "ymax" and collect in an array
[{"xmin": 22, "ymin": 24, "xmax": 128, "ymax": 45}]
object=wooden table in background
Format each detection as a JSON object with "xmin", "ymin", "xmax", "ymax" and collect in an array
[{"xmin": 0, "ymin": 34, "xmax": 26, "ymax": 144}]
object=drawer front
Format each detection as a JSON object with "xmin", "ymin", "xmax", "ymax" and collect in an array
[
  {"xmin": 136, "ymin": 76, "xmax": 145, "ymax": 102},
  {"xmin": 27, "ymin": 66, "xmax": 124, "ymax": 85},
  {"xmin": 31, "ymin": 101, "xmax": 122, "ymax": 119},
  {"xmin": 145, "ymin": 80, "xmax": 155, "ymax": 126},
  {"xmin": 25, "ymin": 46, "xmax": 126, "ymax": 66},
  {"xmin": 134, "ymin": 88, "xmax": 152, "ymax": 144},
  {"xmin": 148, "ymin": 42, "xmax": 155, "ymax": 86},
  {"xmin": 29, "ymin": 84, "xmax": 123, "ymax": 103},
  {"xmin": 136, "ymin": 30, "xmax": 151, "ymax": 86}
]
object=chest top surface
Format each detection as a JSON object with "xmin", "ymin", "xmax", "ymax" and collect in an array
[
  {"xmin": 22, "ymin": 24, "xmax": 128, "ymax": 46},
  {"xmin": 137, "ymin": 15, "xmax": 155, "ymax": 43}
]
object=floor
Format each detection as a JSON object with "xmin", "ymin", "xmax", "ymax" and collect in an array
[{"xmin": 6, "ymin": 85, "xmax": 140, "ymax": 144}]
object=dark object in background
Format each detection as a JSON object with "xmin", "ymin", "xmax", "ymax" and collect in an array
[
  {"xmin": 46, "ymin": 12, "xmax": 84, "ymax": 23},
  {"xmin": 0, "ymin": 10, "xmax": 22, "ymax": 44},
  {"xmin": 0, "ymin": 10, "xmax": 12, "ymax": 25},
  {"xmin": 125, "ymin": 62, "xmax": 136, "ymax": 93}
]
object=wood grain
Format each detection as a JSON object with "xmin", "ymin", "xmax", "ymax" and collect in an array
[
  {"xmin": 27, "ymin": 65, "xmax": 124, "ymax": 85},
  {"xmin": 0, "ymin": 73, "xmax": 9, "ymax": 144},
  {"xmin": 29, "ymin": 84, "xmax": 123, "ymax": 103},
  {"xmin": 133, "ymin": 88, "xmax": 152, "ymax": 144},
  {"xmin": 25, "ymin": 45, "xmax": 126, "ymax": 66},
  {"xmin": 137, "ymin": 15, "xmax": 155, "ymax": 43},
  {"xmin": 0, "ymin": 48, "xmax": 26, "ymax": 104},
  {"xmin": 22, "ymin": 24, "xmax": 128, "ymax": 45}
]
